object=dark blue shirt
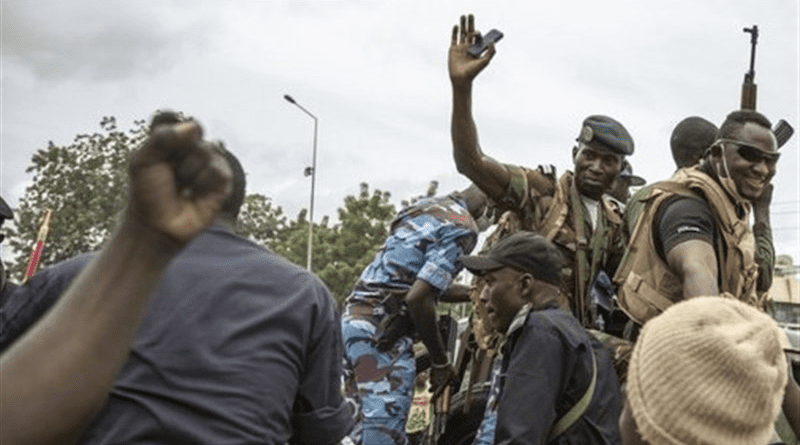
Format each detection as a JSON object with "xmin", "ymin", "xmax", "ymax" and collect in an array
[
  {"xmin": 1, "ymin": 226, "xmax": 353, "ymax": 445},
  {"xmin": 493, "ymin": 305, "xmax": 622, "ymax": 444},
  {"xmin": 0, "ymin": 253, "xmax": 94, "ymax": 352}
]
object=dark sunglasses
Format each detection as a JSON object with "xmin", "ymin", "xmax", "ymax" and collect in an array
[{"xmin": 718, "ymin": 139, "xmax": 780, "ymax": 166}]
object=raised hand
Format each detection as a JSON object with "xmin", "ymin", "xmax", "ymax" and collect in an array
[
  {"xmin": 752, "ymin": 181, "xmax": 773, "ymax": 214},
  {"xmin": 449, "ymin": 14, "xmax": 496, "ymax": 86},
  {"xmin": 126, "ymin": 120, "xmax": 232, "ymax": 245}
]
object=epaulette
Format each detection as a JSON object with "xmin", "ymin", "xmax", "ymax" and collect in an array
[{"xmin": 537, "ymin": 164, "xmax": 557, "ymax": 178}]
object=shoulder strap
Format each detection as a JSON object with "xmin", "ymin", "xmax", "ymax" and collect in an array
[
  {"xmin": 540, "ymin": 173, "xmax": 571, "ymax": 240},
  {"xmin": 547, "ymin": 347, "xmax": 597, "ymax": 442},
  {"xmin": 569, "ymin": 180, "xmax": 590, "ymax": 326}
]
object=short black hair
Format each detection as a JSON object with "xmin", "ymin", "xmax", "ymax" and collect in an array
[
  {"xmin": 670, "ymin": 117, "xmax": 718, "ymax": 169},
  {"xmin": 217, "ymin": 142, "xmax": 246, "ymax": 219},
  {"xmin": 148, "ymin": 110, "xmax": 185, "ymax": 132},
  {"xmin": 717, "ymin": 110, "xmax": 772, "ymax": 140}
]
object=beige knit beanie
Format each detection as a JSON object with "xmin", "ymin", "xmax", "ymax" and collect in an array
[{"xmin": 627, "ymin": 296, "xmax": 789, "ymax": 445}]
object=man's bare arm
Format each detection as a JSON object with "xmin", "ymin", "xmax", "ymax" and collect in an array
[
  {"xmin": 449, "ymin": 14, "xmax": 511, "ymax": 202},
  {"xmin": 665, "ymin": 240, "xmax": 719, "ymax": 300},
  {"xmin": 752, "ymin": 183, "xmax": 775, "ymax": 292},
  {"xmin": 439, "ymin": 283, "xmax": 471, "ymax": 303},
  {"xmin": 405, "ymin": 279, "xmax": 456, "ymax": 397},
  {"xmin": 0, "ymin": 121, "xmax": 231, "ymax": 445}
]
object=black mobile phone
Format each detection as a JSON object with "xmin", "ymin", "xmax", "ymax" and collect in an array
[{"xmin": 468, "ymin": 29, "xmax": 504, "ymax": 57}]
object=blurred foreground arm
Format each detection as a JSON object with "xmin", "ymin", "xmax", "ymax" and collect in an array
[{"xmin": 0, "ymin": 120, "xmax": 232, "ymax": 445}]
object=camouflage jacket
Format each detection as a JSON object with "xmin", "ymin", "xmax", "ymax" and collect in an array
[{"xmin": 486, "ymin": 164, "xmax": 625, "ymax": 328}]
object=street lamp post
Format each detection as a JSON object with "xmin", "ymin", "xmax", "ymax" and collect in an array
[{"xmin": 283, "ymin": 94, "xmax": 318, "ymax": 271}]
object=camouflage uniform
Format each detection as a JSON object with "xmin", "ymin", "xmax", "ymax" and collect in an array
[
  {"xmin": 341, "ymin": 194, "xmax": 478, "ymax": 445},
  {"xmin": 473, "ymin": 165, "xmax": 626, "ymax": 329}
]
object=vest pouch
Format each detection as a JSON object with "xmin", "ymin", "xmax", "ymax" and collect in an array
[{"xmin": 618, "ymin": 272, "xmax": 677, "ymax": 325}]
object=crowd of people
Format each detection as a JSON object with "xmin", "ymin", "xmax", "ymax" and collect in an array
[{"xmin": 0, "ymin": 13, "xmax": 798, "ymax": 445}]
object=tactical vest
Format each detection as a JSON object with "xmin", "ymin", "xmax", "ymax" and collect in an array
[
  {"xmin": 614, "ymin": 168, "xmax": 758, "ymax": 324},
  {"xmin": 497, "ymin": 166, "xmax": 623, "ymax": 326}
]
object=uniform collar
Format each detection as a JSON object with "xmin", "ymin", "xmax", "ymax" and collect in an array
[{"xmin": 506, "ymin": 303, "xmax": 533, "ymax": 337}]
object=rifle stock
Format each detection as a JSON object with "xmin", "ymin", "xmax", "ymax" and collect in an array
[
  {"xmin": 740, "ymin": 25, "xmax": 758, "ymax": 110},
  {"xmin": 740, "ymin": 83, "xmax": 756, "ymax": 111}
]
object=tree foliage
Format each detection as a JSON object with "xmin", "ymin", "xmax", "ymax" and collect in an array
[
  {"xmin": 313, "ymin": 183, "xmax": 396, "ymax": 304},
  {"xmin": 4, "ymin": 116, "xmax": 441, "ymax": 309},
  {"xmin": 265, "ymin": 183, "xmax": 396, "ymax": 305},
  {"xmin": 236, "ymin": 193, "xmax": 287, "ymax": 247},
  {"xmin": 5, "ymin": 116, "xmax": 146, "ymax": 280}
]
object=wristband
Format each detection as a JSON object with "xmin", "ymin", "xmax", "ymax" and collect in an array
[{"xmin": 432, "ymin": 361, "xmax": 450, "ymax": 369}]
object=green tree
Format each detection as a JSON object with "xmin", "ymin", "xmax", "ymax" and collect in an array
[
  {"xmin": 270, "ymin": 183, "xmax": 396, "ymax": 305},
  {"xmin": 5, "ymin": 116, "xmax": 146, "ymax": 280},
  {"xmin": 236, "ymin": 193, "xmax": 287, "ymax": 247},
  {"xmin": 269, "ymin": 208, "xmax": 318, "ymax": 267},
  {"xmin": 315, "ymin": 183, "xmax": 395, "ymax": 304},
  {"xmin": 5, "ymin": 114, "xmax": 289, "ymax": 285}
]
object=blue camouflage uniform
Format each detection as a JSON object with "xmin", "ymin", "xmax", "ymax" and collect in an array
[{"xmin": 342, "ymin": 194, "xmax": 478, "ymax": 445}]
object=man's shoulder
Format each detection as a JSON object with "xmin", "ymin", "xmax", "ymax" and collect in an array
[
  {"xmin": 504, "ymin": 163, "xmax": 559, "ymax": 192},
  {"xmin": 656, "ymin": 193, "xmax": 712, "ymax": 225},
  {"xmin": 16, "ymin": 252, "xmax": 95, "ymax": 297},
  {"xmin": 523, "ymin": 307, "xmax": 588, "ymax": 343},
  {"xmin": 180, "ymin": 228, "xmax": 329, "ymax": 293}
]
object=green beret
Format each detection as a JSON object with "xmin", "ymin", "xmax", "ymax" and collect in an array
[{"xmin": 576, "ymin": 115, "xmax": 634, "ymax": 156}]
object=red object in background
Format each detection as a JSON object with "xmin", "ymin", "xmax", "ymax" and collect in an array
[{"xmin": 23, "ymin": 208, "xmax": 53, "ymax": 283}]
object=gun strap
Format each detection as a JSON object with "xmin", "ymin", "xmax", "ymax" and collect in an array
[
  {"xmin": 547, "ymin": 347, "xmax": 597, "ymax": 442},
  {"xmin": 569, "ymin": 182, "xmax": 590, "ymax": 326}
]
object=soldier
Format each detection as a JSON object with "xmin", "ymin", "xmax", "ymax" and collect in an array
[
  {"xmin": 622, "ymin": 114, "xmax": 775, "ymax": 310},
  {"xmin": 448, "ymin": 14, "xmax": 632, "ymax": 331},
  {"xmin": 341, "ymin": 184, "xmax": 492, "ymax": 445},
  {"xmin": 614, "ymin": 109, "xmax": 800, "ymax": 435}
]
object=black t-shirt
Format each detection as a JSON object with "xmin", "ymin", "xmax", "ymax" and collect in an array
[{"xmin": 654, "ymin": 195, "xmax": 716, "ymax": 261}]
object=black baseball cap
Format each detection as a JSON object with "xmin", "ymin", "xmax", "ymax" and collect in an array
[{"xmin": 461, "ymin": 231, "xmax": 563, "ymax": 285}]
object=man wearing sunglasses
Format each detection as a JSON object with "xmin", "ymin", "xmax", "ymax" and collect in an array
[
  {"xmin": 624, "ymin": 115, "xmax": 779, "ymax": 305},
  {"xmin": 616, "ymin": 109, "xmax": 778, "ymax": 320},
  {"xmin": 614, "ymin": 109, "xmax": 800, "ymax": 438}
]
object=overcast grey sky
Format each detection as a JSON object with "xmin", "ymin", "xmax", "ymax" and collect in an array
[{"xmin": 1, "ymin": 0, "xmax": 798, "ymax": 262}]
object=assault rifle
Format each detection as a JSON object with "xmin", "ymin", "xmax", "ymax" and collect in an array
[
  {"xmin": 740, "ymin": 25, "xmax": 758, "ymax": 110},
  {"xmin": 431, "ymin": 314, "xmax": 458, "ymax": 444}
]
